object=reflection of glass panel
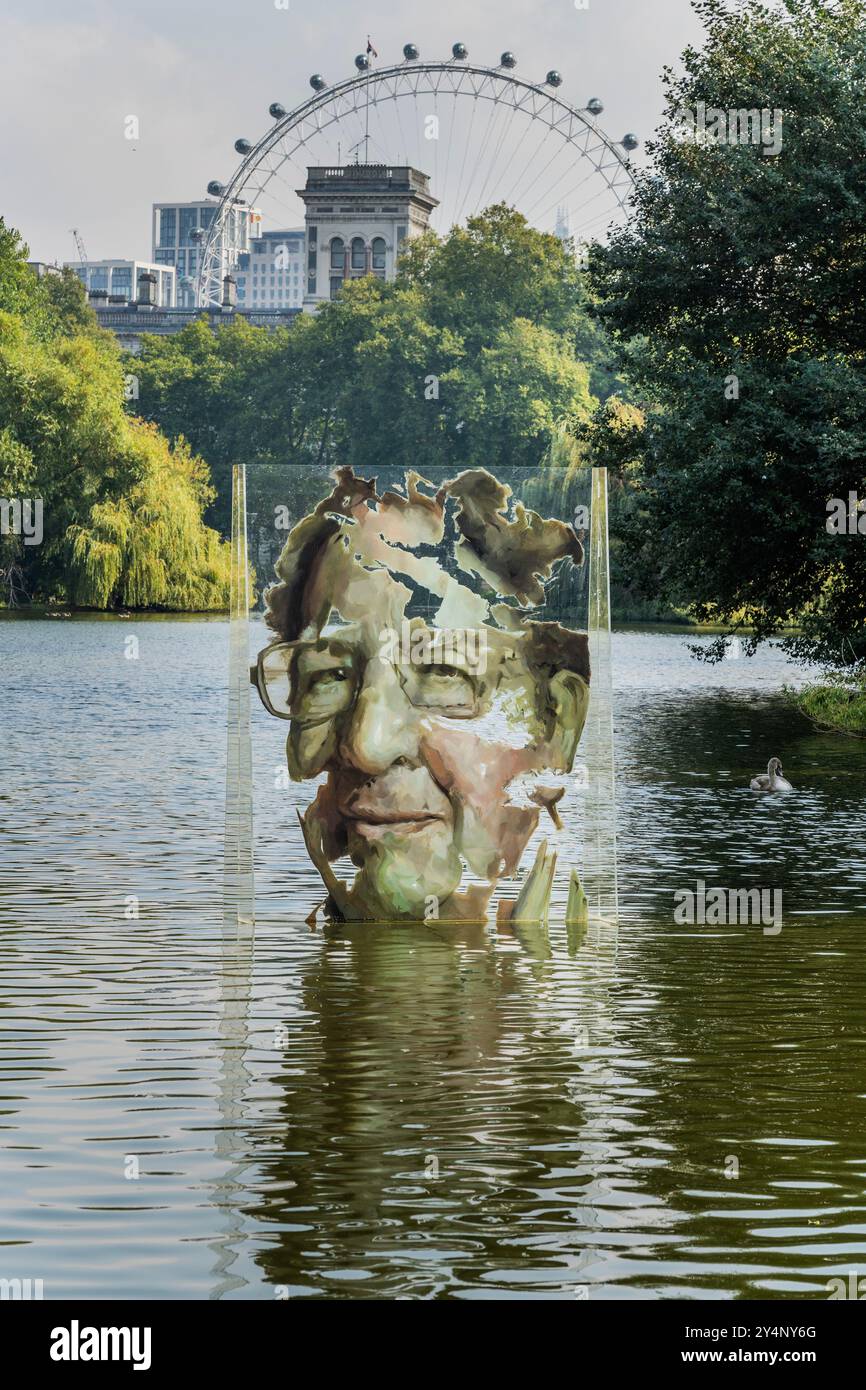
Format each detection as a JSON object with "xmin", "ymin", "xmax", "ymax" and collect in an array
[
  {"xmin": 180, "ymin": 208, "xmax": 198, "ymax": 244},
  {"xmin": 351, "ymin": 237, "xmax": 366, "ymax": 271},
  {"xmin": 159, "ymin": 208, "xmax": 176, "ymax": 246},
  {"xmin": 111, "ymin": 268, "xmax": 132, "ymax": 296},
  {"xmin": 90, "ymin": 267, "xmax": 109, "ymax": 290},
  {"xmin": 330, "ymin": 278, "xmax": 342, "ymax": 300},
  {"xmin": 372, "ymin": 237, "xmax": 386, "ymax": 276},
  {"xmin": 330, "ymin": 238, "xmax": 344, "ymax": 270}
]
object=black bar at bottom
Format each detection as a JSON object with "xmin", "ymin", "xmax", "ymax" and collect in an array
[{"xmin": 9, "ymin": 1296, "xmax": 858, "ymax": 1375}]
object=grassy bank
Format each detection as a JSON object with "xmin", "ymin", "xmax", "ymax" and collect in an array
[{"xmin": 795, "ymin": 671, "xmax": 866, "ymax": 736}]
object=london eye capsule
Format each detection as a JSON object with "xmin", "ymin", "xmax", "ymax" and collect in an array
[
  {"xmin": 234, "ymin": 138, "xmax": 252, "ymax": 155},
  {"xmin": 452, "ymin": 43, "xmax": 468, "ymax": 60},
  {"xmin": 403, "ymin": 43, "xmax": 419, "ymax": 61},
  {"xmin": 500, "ymin": 52, "xmax": 517, "ymax": 69},
  {"xmin": 622, "ymin": 132, "xmax": 639, "ymax": 151},
  {"xmin": 207, "ymin": 181, "xmax": 224, "ymax": 197},
  {"xmin": 309, "ymin": 74, "xmax": 327, "ymax": 92},
  {"xmin": 355, "ymin": 54, "xmax": 370, "ymax": 71},
  {"xmin": 546, "ymin": 70, "xmax": 563, "ymax": 88},
  {"xmin": 269, "ymin": 103, "xmax": 286, "ymax": 120},
  {"xmin": 586, "ymin": 97, "xmax": 603, "ymax": 116}
]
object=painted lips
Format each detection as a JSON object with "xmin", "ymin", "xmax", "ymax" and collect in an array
[{"xmin": 342, "ymin": 810, "xmax": 444, "ymax": 836}]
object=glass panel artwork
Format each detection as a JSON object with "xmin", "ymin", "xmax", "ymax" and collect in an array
[{"xmin": 229, "ymin": 462, "xmax": 617, "ymax": 932}]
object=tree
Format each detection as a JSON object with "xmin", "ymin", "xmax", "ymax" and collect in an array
[
  {"xmin": 588, "ymin": 0, "xmax": 866, "ymax": 664},
  {"xmin": 66, "ymin": 428, "xmax": 229, "ymax": 609},
  {"xmin": 400, "ymin": 203, "xmax": 621, "ymax": 400},
  {"xmin": 0, "ymin": 222, "xmax": 229, "ymax": 610},
  {"xmin": 132, "ymin": 316, "xmax": 287, "ymax": 535}
]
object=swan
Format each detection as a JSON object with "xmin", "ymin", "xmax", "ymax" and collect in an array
[{"xmin": 750, "ymin": 757, "xmax": 792, "ymax": 793}]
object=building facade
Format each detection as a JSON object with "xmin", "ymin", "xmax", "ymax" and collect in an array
[
  {"xmin": 86, "ymin": 269, "xmax": 298, "ymax": 354},
  {"xmin": 65, "ymin": 259, "xmax": 176, "ymax": 308},
  {"xmin": 234, "ymin": 228, "xmax": 305, "ymax": 310},
  {"xmin": 298, "ymin": 164, "xmax": 438, "ymax": 310},
  {"xmin": 26, "ymin": 261, "xmax": 62, "ymax": 281},
  {"xmin": 152, "ymin": 199, "xmax": 258, "ymax": 308}
]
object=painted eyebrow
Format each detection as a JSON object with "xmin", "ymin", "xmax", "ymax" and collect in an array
[{"xmin": 294, "ymin": 647, "xmax": 355, "ymax": 675}]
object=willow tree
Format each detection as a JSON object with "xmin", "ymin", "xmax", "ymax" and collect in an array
[
  {"xmin": 0, "ymin": 223, "xmax": 229, "ymax": 610},
  {"xmin": 66, "ymin": 428, "xmax": 229, "ymax": 609}
]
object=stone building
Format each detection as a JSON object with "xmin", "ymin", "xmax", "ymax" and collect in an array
[{"xmin": 298, "ymin": 164, "xmax": 438, "ymax": 310}]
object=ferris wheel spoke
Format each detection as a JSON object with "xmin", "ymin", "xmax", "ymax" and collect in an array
[
  {"xmin": 530, "ymin": 138, "xmax": 627, "ymax": 225},
  {"xmin": 370, "ymin": 93, "xmax": 396, "ymax": 168},
  {"xmin": 526, "ymin": 159, "xmax": 605, "ymax": 224},
  {"xmin": 431, "ymin": 91, "xmax": 439, "ymax": 199},
  {"xmin": 467, "ymin": 95, "xmax": 506, "ymax": 215},
  {"xmin": 512, "ymin": 136, "xmax": 573, "ymax": 210},
  {"xmin": 561, "ymin": 182, "xmax": 614, "ymax": 223},
  {"xmin": 568, "ymin": 206, "xmax": 624, "ymax": 244},
  {"xmin": 500, "ymin": 118, "xmax": 555, "ymax": 209},
  {"xmin": 480, "ymin": 104, "xmax": 535, "ymax": 210},
  {"xmin": 472, "ymin": 99, "xmax": 514, "ymax": 216},
  {"xmin": 452, "ymin": 98, "xmax": 479, "ymax": 226},
  {"xmin": 439, "ymin": 84, "xmax": 461, "ymax": 228},
  {"xmin": 389, "ymin": 88, "xmax": 409, "ymax": 165}
]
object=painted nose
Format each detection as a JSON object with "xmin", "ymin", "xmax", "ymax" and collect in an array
[{"xmin": 339, "ymin": 662, "xmax": 418, "ymax": 774}]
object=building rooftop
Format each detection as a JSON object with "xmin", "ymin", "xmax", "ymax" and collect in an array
[{"xmin": 300, "ymin": 164, "xmax": 437, "ymax": 201}]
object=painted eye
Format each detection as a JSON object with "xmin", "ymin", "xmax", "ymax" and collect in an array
[
  {"xmin": 420, "ymin": 664, "xmax": 462, "ymax": 679},
  {"xmin": 404, "ymin": 664, "xmax": 476, "ymax": 711},
  {"xmin": 293, "ymin": 666, "xmax": 355, "ymax": 722},
  {"xmin": 309, "ymin": 668, "xmax": 350, "ymax": 686}
]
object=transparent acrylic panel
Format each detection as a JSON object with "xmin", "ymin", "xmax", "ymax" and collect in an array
[
  {"xmin": 239, "ymin": 461, "xmax": 617, "ymax": 933},
  {"xmin": 580, "ymin": 466, "xmax": 619, "ymax": 922},
  {"xmin": 223, "ymin": 464, "xmax": 255, "ymax": 936}
]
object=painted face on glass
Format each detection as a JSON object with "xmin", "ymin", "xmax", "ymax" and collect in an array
[{"xmin": 253, "ymin": 467, "xmax": 590, "ymax": 923}]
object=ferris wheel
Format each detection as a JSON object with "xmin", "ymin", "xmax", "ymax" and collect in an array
[{"xmin": 195, "ymin": 41, "xmax": 639, "ymax": 309}]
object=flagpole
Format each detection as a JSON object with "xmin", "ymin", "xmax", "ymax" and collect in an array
[{"xmin": 365, "ymin": 38, "xmax": 371, "ymax": 162}]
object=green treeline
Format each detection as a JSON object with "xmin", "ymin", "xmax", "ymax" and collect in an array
[{"xmin": 0, "ymin": 222, "xmax": 230, "ymax": 610}]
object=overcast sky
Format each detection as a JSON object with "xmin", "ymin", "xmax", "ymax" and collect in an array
[{"xmin": 0, "ymin": 0, "xmax": 702, "ymax": 265}]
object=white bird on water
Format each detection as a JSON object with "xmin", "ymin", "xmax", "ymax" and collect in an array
[{"xmin": 750, "ymin": 757, "xmax": 793, "ymax": 793}]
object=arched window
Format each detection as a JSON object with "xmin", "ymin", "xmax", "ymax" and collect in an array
[
  {"xmin": 371, "ymin": 237, "xmax": 387, "ymax": 277},
  {"xmin": 329, "ymin": 236, "xmax": 346, "ymax": 299},
  {"xmin": 351, "ymin": 237, "xmax": 366, "ymax": 273}
]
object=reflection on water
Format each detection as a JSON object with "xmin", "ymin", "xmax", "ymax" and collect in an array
[{"xmin": 1, "ymin": 617, "xmax": 865, "ymax": 1299}]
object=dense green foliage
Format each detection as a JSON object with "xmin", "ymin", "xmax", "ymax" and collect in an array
[
  {"xmin": 795, "ymin": 670, "xmax": 866, "ymax": 736},
  {"xmin": 588, "ymin": 0, "xmax": 866, "ymax": 665},
  {"xmin": 133, "ymin": 206, "xmax": 617, "ymax": 535},
  {"xmin": 0, "ymin": 219, "xmax": 229, "ymax": 610}
]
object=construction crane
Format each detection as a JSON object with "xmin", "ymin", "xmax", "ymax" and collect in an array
[{"xmin": 69, "ymin": 228, "xmax": 89, "ymax": 265}]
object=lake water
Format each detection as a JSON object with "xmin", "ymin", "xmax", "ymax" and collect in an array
[{"xmin": 1, "ymin": 616, "xmax": 865, "ymax": 1300}]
